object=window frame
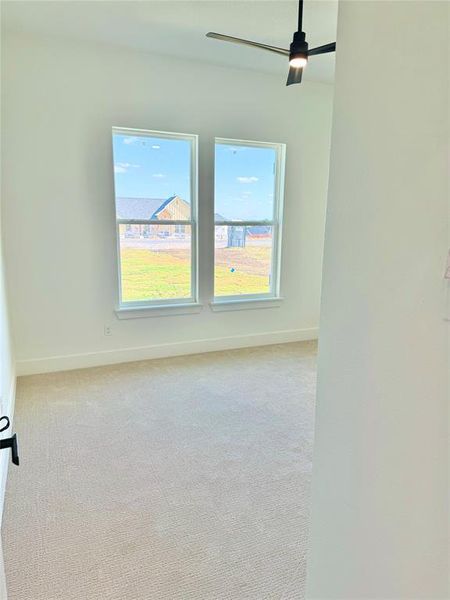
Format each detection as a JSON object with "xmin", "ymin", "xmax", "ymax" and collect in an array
[
  {"xmin": 213, "ymin": 137, "xmax": 286, "ymax": 303},
  {"xmin": 112, "ymin": 127, "xmax": 199, "ymax": 310}
]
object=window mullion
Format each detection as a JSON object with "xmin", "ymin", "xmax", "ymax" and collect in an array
[
  {"xmin": 117, "ymin": 219, "xmax": 193, "ymax": 226},
  {"xmin": 214, "ymin": 221, "xmax": 275, "ymax": 227}
]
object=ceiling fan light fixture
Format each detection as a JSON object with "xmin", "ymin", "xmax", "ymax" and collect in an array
[
  {"xmin": 289, "ymin": 30, "xmax": 308, "ymax": 68},
  {"xmin": 289, "ymin": 55, "xmax": 308, "ymax": 68}
]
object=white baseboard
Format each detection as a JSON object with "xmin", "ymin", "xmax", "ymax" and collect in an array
[
  {"xmin": 16, "ymin": 328, "xmax": 318, "ymax": 376},
  {"xmin": 0, "ymin": 375, "xmax": 16, "ymax": 528}
]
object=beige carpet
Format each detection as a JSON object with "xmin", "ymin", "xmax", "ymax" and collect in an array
[{"xmin": 2, "ymin": 341, "xmax": 317, "ymax": 600}]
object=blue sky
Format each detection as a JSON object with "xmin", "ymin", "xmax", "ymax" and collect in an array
[
  {"xmin": 113, "ymin": 134, "xmax": 276, "ymax": 221},
  {"xmin": 113, "ymin": 133, "xmax": 191, "ymax": 202},
  {"xmin": 215, "ymin": 143, "xmax": 276, "ymax": 221}
]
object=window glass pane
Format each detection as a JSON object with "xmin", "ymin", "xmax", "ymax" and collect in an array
[
  {"xmin": 215, "ymin": 143, "xmax": 276, "ymax": 221},
  {"xmin": 214, "ymin": 226, "xmax": 273, "ymax": 296},
  {"xmin": 119, "ymin": 224, "xmax": 192, "ymax": 302},
  {"xmin": 113, "ymin": 132, "xmax": 192, "ymax": 220}
]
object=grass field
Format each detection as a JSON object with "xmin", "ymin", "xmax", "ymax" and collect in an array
[{"xmin": 120, "ymin": 246, "xmax": 271, "ymax": 302}]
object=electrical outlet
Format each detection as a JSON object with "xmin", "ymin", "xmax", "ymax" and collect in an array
[{"xmin": 104, "ymin": 326, "xmax": 112, "ymax": 336}]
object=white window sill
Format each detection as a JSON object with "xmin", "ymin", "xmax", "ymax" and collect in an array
[
  {"xmin": 210, "ymin": 297, "xmax": 283, "ymax": 312},
  {"xmin": 115, "ymin": 302, "xmax": 203, "ymax": 319}
]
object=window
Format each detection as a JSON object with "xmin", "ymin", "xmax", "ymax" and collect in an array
[
  {"xmin": 112, "ymin": 131, "xmax": 285, "ymax": 314},
  {"xmin": 112, "ymin": 128, "xmax": 198, "ymax": 307},
  {"xmin": 214, "ymin": 138, "xmax": 286, "ymax": 300}
]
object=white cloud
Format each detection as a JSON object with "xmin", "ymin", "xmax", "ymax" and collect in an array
[
  {"xmin": 123, "ymin": 137, "xmax": 136, "ymax": 145},
  {"xmin": 152, "ymin": 173, "xmax": 166, "ymax": 178},
  {"xmin": 151, "ymin": 145, "xmax": 160, "ymax": 149},
  {"xmin": 237, "ymin": 176, "xmax": 259, "ymax": 184},
  {"xmin": 114, "ymin": 162, "xmax": 140, "ymax": 173}
]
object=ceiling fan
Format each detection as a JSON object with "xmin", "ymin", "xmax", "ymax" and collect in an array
[{"xmin": 206, "ymin": 0, "xmax": 336, "ymax": 86}]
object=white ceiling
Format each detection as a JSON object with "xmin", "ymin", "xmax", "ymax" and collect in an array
[{"xmin": 2, "ymin": 0, "xmax": 338, "ymax": 84}]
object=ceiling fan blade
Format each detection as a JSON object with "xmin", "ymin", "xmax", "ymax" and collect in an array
[
  {"xmin": 286, "ymin": 66, "xmax": 303, "ymax": 86},
  {"xmin": 206, "ymin": 32, "xmax": 289, "ymax": 57},
  {"xmin": 308, "ymin": 42, "xmax": 336, "ymax": 57}
]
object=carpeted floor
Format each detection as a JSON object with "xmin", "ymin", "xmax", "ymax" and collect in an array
[{"xmin": 2, "ymin": 341, "xmax": 317, "ymax": 600}]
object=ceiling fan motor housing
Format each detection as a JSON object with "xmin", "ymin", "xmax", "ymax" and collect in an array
[{"xmin": 290, "ymin": 31, "xmax": 308, "ymax": 62}]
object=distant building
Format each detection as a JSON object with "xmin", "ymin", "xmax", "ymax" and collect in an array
[
  {"xmin": 247, "ymin": 225, "xmax": 271, "ymax": 237},
  {"xmin": 214, "ymin": 213, "xmax": 227, "ymax": 244},
  {"xmin": 227, "ymin": 226, "xmax": 246, "ymax": 248},
  {"xmin": 225, "ymin": 225, "xmax": 272, "ymax": 248},
  {"xmin": 116, "ymin": 196, "xmax": 190, "ymax": 238}
]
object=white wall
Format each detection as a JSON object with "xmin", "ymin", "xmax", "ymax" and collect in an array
[
  {"xmin": 0, "ymin": 245, "xmax": 14, "ymax": 425},
  {"xmin": 0, "ymin": 188, "xmax": 16, "ymax": 525},
  {"xmin": 0, "ymin": 537, "xmax": 6, "ymax": 600},
  {"xmin": 1, "ymin": 32, "xmax": 333, "ymax": 375},
  {"xmin": 307, "ymin": 1, "xmax": 449, "ymax": 598}
]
